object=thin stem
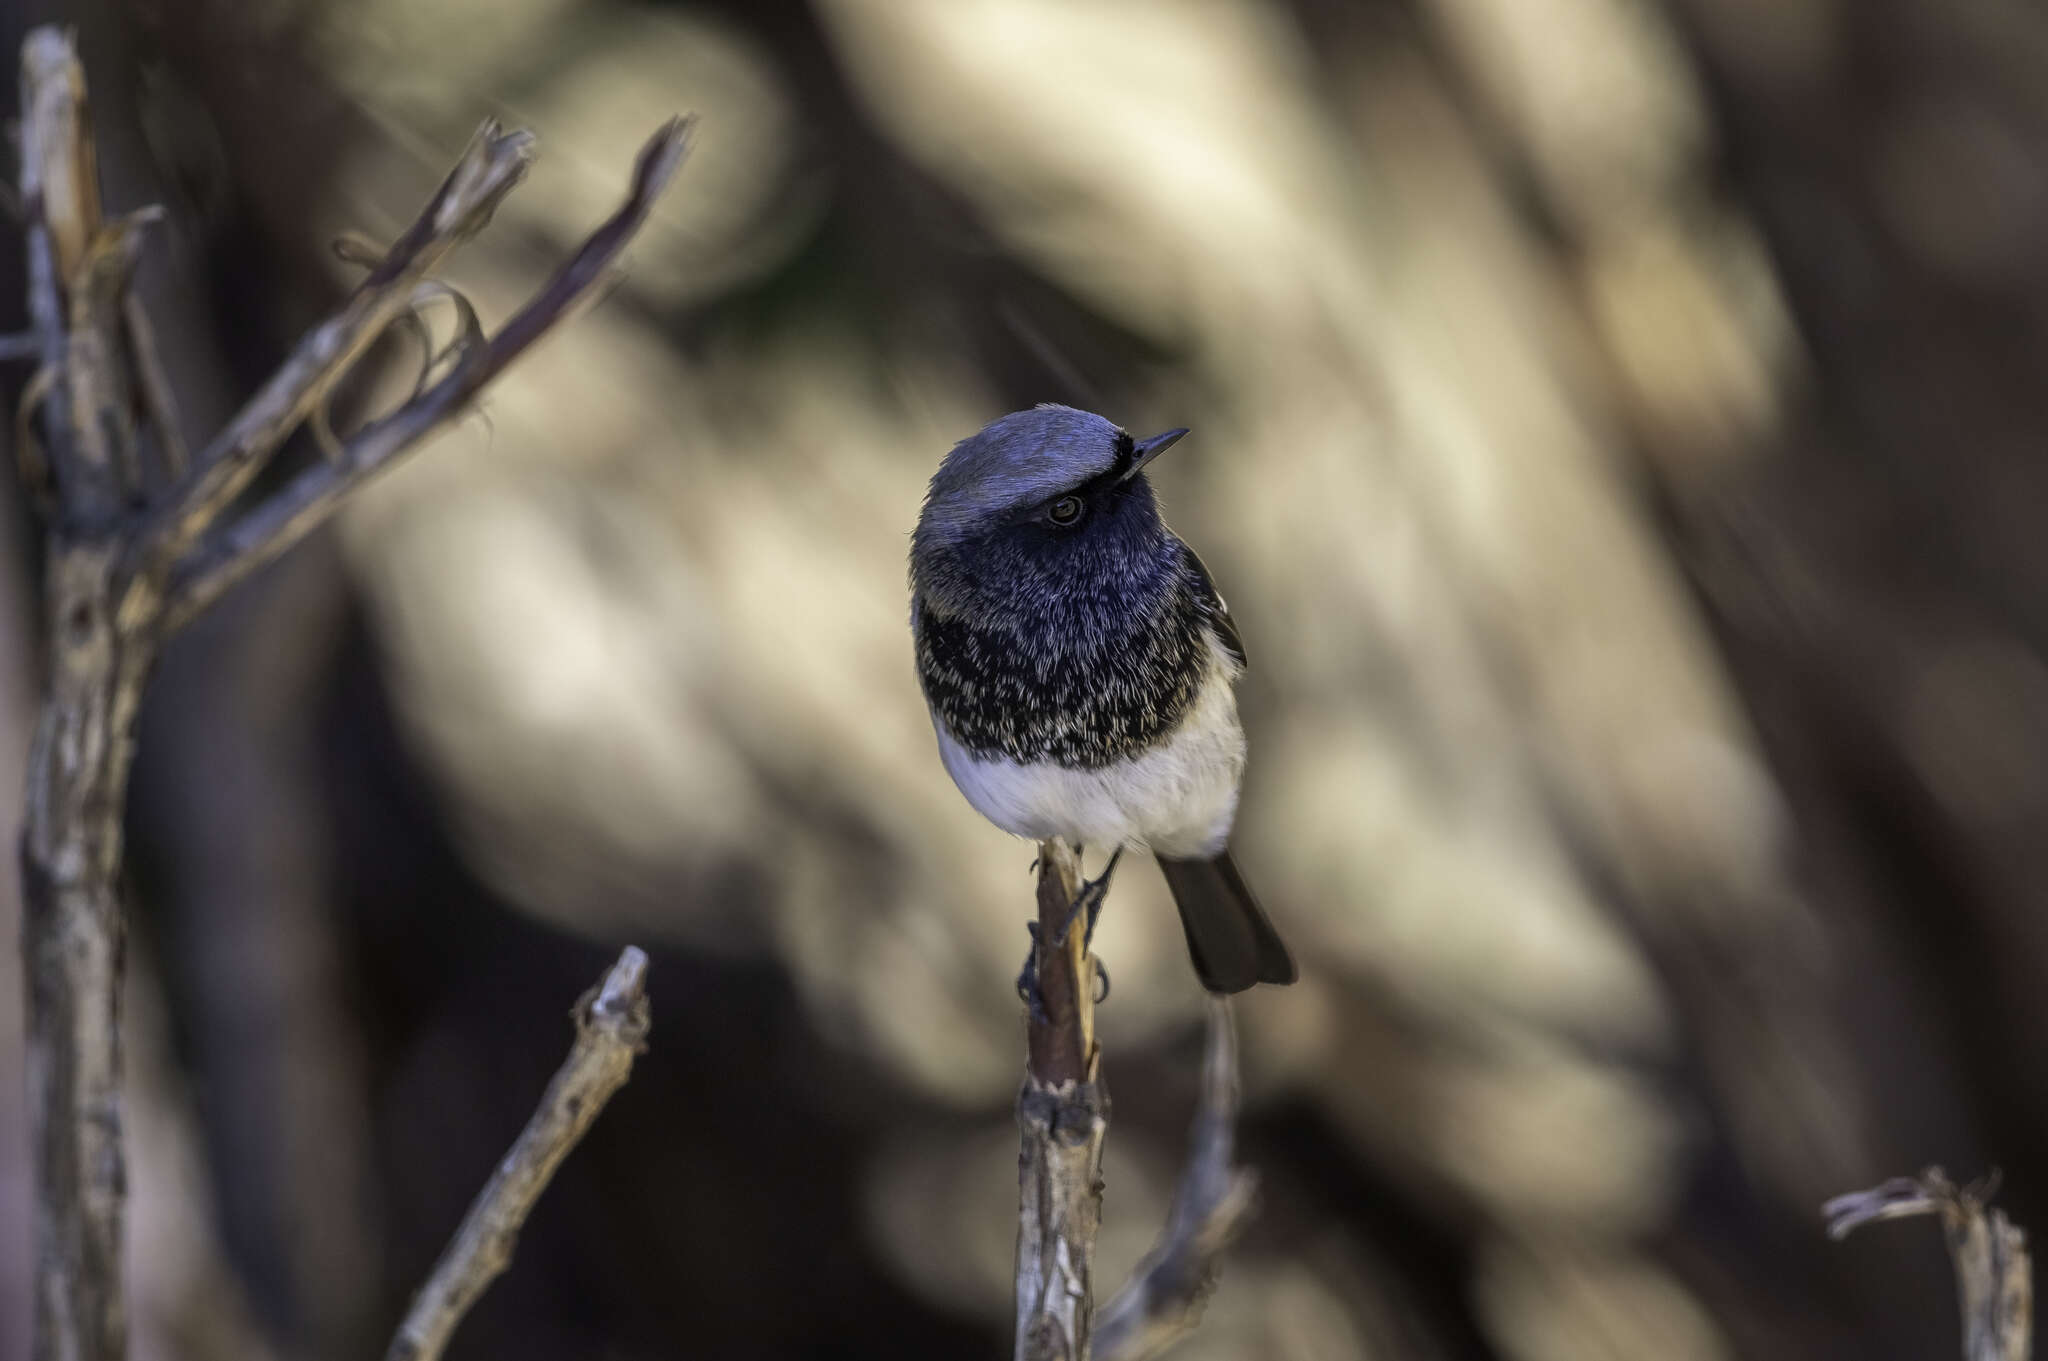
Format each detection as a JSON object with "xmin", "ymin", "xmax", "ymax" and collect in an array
[{"xmin": 384, "ymin": 948, "xmax": 653, "ymax": 1361}]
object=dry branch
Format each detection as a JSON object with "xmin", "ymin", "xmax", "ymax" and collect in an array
[
  {"xmin": 1095, "ymin": 999, "xmax": 1258, "ymax": 1361},
  {"xmin": 385, "ymin": 947, "xmax": 653, "ymax": 1361},
  {"xmin": 9, "ymin": 25, "xmax": 689, "ymax": 1360},
  {"xmin": 1825, "ymin": 1168, "xmax": 2032, "ymax": 1361},
  {"xmin": 1016, "ymin": 838, "xmax": 1108, "ymax": 1361}
]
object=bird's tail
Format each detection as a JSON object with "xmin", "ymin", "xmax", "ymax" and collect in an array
[{"xmin": 1155, "ymin": 849, "xmax": 1297, "ymax": 994}]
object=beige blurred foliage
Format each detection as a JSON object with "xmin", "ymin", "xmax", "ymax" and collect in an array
[
  {"xmin": 1315, "ymin": 1005, "xmax": 1691, "ymax": 1234},
  {"xmin": 75, "ymin": 0, "xmax": 1869, "ymax": 1351},
  {"xmin": 1473, "ymin": 1234, "xmax": 1734, "ymax": 1361}
]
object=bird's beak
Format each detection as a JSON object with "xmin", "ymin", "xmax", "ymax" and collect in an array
[{"xmin": 1121, "ymin": 427, "xmax": 1189, "ymax": 481}]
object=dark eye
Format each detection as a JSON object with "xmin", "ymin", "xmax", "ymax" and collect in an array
[{"xmin": 1047, "ymin": 495, "xmax": 1084, "ymax": 525}]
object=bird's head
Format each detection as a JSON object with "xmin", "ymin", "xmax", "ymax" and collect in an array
[{"xmin": 911, "ymin": 404, "xmax": 1190, "ymax": 622}]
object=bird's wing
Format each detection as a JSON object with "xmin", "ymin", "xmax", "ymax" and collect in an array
[{"xmin": 1182, "ymin": 545, "xmax": 1247, "ymax": 670}]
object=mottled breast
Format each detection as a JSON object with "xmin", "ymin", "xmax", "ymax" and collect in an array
[{"xmin": 915, "ymin": 547, "xmax": 1228, "ymax": 769}]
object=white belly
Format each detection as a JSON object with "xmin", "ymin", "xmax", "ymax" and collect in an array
[{"xmin": 932, "ymin": 655, "xmax": 1245, "ymax": 858}]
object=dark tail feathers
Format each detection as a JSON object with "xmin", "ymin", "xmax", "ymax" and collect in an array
[{"xmin": 1155, "ymin": 850, "xmax": 1297, "ymax": 994}]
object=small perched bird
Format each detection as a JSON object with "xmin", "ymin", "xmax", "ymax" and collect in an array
[{"xmin": 911, "ymin": 404, "xmax": 1297, "ymax": 994}]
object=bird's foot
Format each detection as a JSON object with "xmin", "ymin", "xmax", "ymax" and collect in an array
[{"xmin": 1017, "ymin": 927, "xmax": 1112, "ymax": 1014}]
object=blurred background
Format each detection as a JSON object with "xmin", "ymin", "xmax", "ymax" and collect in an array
[{"xmin": 1, "ymin": 0, "xmax": 2042, "ymax": 1356}]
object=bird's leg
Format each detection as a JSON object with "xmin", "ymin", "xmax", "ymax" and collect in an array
[
  {"xmin": 1081, "ymin": 846, "xmax": 1121, "ymax": 947},
  {"xmin": 1053, "ymin": 845, "xmax": 1123, "ymax": 948}
]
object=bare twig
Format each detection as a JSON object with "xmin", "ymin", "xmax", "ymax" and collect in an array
[
  {"xmin": 1825, "ymin": 1168, "xmax": 2032, "ymax": 1361},
  {"xmin": 10, "ymin": 25, "xmax": 689, "ymax": 1361},
  {"xmin": 126, "ymin": 120, "xmax": 538, "ymax": 578},
  {"xmin": 385, "ymin": 947, "xmax": 653, "ymax": 1361},
  {"xmin": 1095, "ymin": 999, "xmax": 1258, "ymax": 1361},
  {"xmin": 1016, "ymin": 838, "xmax": 1108, "ymax": 1361},
  {"xmin": 157, "ymin": 116, "xmax": 693, "ymax": 634}
]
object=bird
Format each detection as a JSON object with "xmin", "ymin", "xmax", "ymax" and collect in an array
[{"xmin": 910, "ymin": 403, "xmax": 1297, "ymax": 994}]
